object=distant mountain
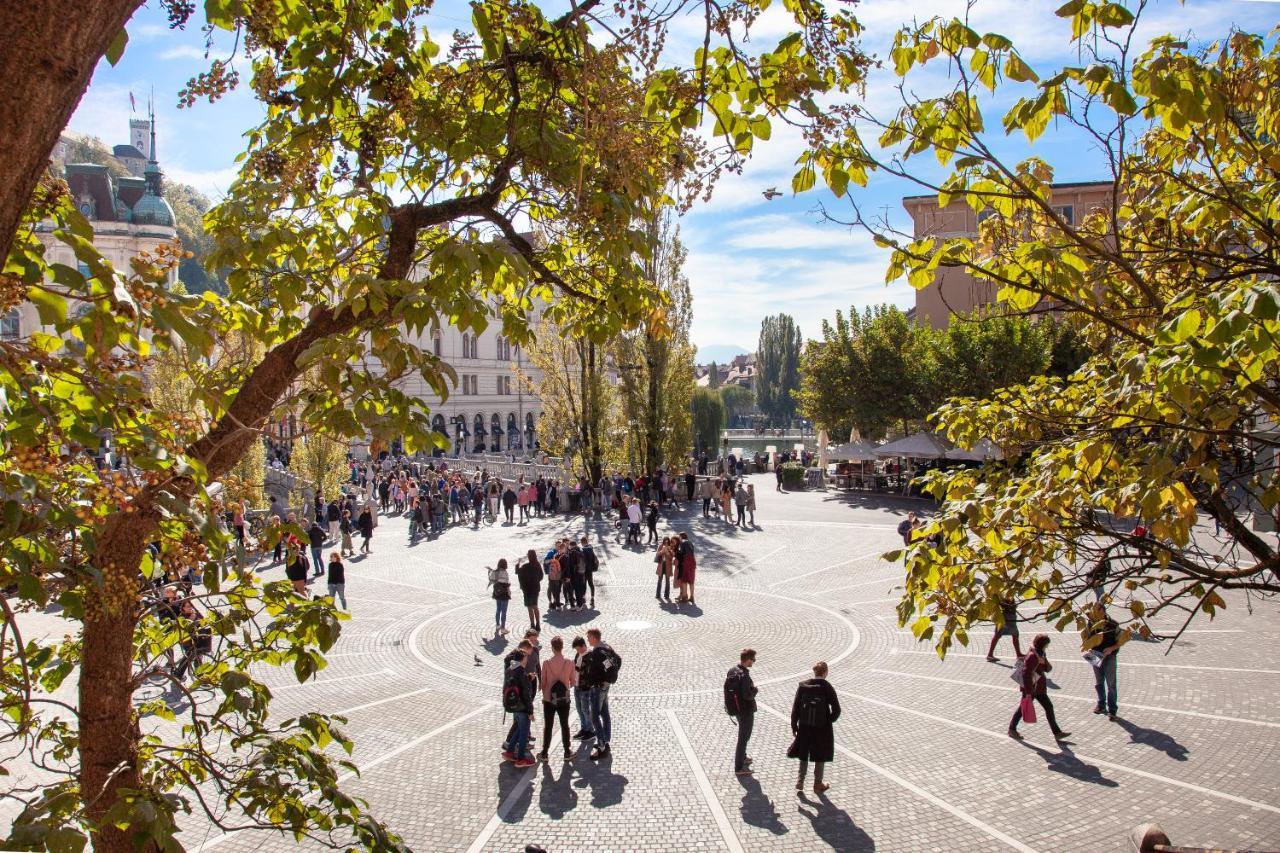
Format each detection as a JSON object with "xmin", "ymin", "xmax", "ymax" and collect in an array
[{"xmin": 697, "ymin": 343, "xmax": 750, "ymax": 364}]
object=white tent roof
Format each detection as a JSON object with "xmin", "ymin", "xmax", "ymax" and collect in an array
[
  {"xmin": 944, "ymin": 438, "xmax": 1004, "ymax": 462},
  {"xmin": 828, "ymin": 441, "xmax": 880, "ymax": 462},
  {"xmin": 874, "ymin": 432, "xmax": 951, "ymax": 459}
]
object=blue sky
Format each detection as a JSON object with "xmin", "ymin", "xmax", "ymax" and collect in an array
[{"xmin": 68, "ymin": 0, "xmax": 1279, "ymax": 354}]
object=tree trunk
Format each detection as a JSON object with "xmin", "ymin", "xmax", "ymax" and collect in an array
[
  {"xmin": 0, "ymin": 0, "xmax": 144, "ymax": 263},
  {"xmin": 80, "ymin": 509, "xmax": 156, "ymax": 852}
]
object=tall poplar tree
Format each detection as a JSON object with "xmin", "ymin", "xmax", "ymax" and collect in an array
[{"xmin": 754, "ymin": 313, "xmax": 802, "ymax": 427}]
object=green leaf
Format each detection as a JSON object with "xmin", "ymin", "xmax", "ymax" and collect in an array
[{"xmin": 106, "ymin": 28, "xmax": 129, "ymax": 66}]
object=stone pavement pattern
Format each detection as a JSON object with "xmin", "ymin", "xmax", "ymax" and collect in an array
[{"xmin": 90, "ymin": 478, "xmax": 1280, "ymax": 849}]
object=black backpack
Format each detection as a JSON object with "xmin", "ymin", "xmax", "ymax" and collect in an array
[
  {"xmin": 589, "ymin": 645, "xmax": 621, "ymax": 685},
  {"xmin": 501, "ymin": 665, "xmax": 525, "ymax": 713},
  {"xmin": 797, "ymin": 684, "xmax": 829, "ymax": 727},
  {"xmin": 724, "ymin": 667, "xmax": 742, "ymax": 716},
  {"xmin": 549, "ymin": 679, "xmax": 570, "ymax": 708},
  {"xmin": 897, "ymin": 519, "xmax": 912, "ymax": 544},
  {"xmin": 584, "ymin": 548, "xmax": 599, "ymax": 573}
]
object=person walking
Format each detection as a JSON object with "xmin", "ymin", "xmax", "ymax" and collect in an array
[
  {"xmin": 339, "ymin": 509, "xmax": 356, "ymax": 557},
  {"xmin": 269, "ymin": 515, "xmax": 284, "ymax": 564},
  {"xmin": 645, "ymin": 500, "xmax": 659, "ymax": 545},
  {"xmin": 775, "ymin": 461, "xmax": 784, "ymax": 492},
  {"xmin": 734, "ymin": 483, "xmax": 748, "ymax": 526},
  {"xmin": 724, "ymin": 649, "xmax": 758, "ymax": 775},
  {"xmin": 308, "ymin": 519, "xmax": 326, "ymax": 579},
  {"xmin": 583, "ymin": 628, "xmax": 620, "ymax": 760},
  {"xmin": 539, "ymin": 636, "xmax": 576, "ymax": 761},
  {"xmin": 987, "ymin": 598, "xmax": 1023, "ymax": 661},
  {"xmin": 488, "ymin": 559, "xmax": 512, "ymax": 637},
  {"xmin": 699, "ymin": 476, "xmax": 714, "ymax": 517},
  {"xmin": 326, "ymin": 498, "xmax": 341, "ymax": 542},
  {"xmin": 570, "ymin": 636, "xmax": 595, "ymax": 743},
  {"xmin": 626, "ymin": 498, "xmax": 643, "ymax": 546},
  {"xmin": 746, "ymin": 484, "xmax": 756, "ymax": 526},
  {"xmin": 1087, "ymin": 605, "xmax": 1123, "ymax": 721},
  {"xmin": 326, "ymin": 552, "xmax": 347, "ymax": 610},
  {"xmin": 503, "ymin": 483, "xmax": 517, "ymax": 524},
  {"xmin": 788, "ymin": 661, "xmax": 840, "ymax": 794},
  {"xmin": 1008, "ymin": 634, "xmax": 1071, "ymax": 741},
  {"xmin": 357, "ymin": 505, "xmax": 373, "ymax": 554},
  {"xmin": 517, "ymin": 550, "xmax": 543, "ymax": 631}
]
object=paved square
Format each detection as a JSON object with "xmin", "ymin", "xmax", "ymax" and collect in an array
[{"xmin": 94, "ymin": 477, "xmax": 1280, "ymax": 850}]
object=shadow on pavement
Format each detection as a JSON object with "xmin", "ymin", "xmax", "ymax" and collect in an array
[
  {"xmin": 737, "ymin": 774, "xmax": 787, "ymax": 835},
  {"xmin": 573, "ymin": 753, "xmax": 628, "ymax": 808},
  {"xmin": 537, "ymin": 759, "xmax": 578, "ymax": 819},
  {"xmin": 496, "ymin": 764, "xmax": 535, "ymax": 824},
  {"xmin": 1114, "ymin": 716, "xmax": 1189, "ymax": 761},
  {"xmin": 1017, "ymin": 740, "xmax": 1118, "ymax": 787},
  {"xmin": 544, "ymin": 607, "xmax": 598, "ymax": 629},
  {"xmin": 797, "ymin": 792, "xmax": 875, "ymax": 851}
]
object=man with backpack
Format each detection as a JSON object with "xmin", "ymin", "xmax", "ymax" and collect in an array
[
  {"xmin": 500, "ymin": 640, "xmax": 538, "ymax": 769},
  {"xmin": 563, "ymin": 539, "xmax": 584, "ymax": 610},
  {"xmin": 582, "ymin": 628, "xmax": 621, "ymax": 760},
  {"xmin": 546, "ymin": 545, "xmax": 564, "ymax": 612},
  {"xmin": 724, "ymin": 648, "xmax": 758, "ymax": 775}
]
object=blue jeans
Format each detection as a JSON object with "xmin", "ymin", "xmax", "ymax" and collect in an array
[
  {"xmin": 574, "ymin": 687, "xmax": 593, "ymax": 735},
  {"xmin": 310, "ymin": 546, "xmax": 323, "ymax": 575},
  {"xmin": 1094, "ymin": 653, "xmax": 1118, "ymax": 714},
  {"xmin": 327, "ymin": 583, "xmax": 346, "ymax": 609},
  {"xmin": 508, "ymin": 711, "xmax": 531, "ymax": 760},
  {"xmin": 494, "ymin": 598, "xmax": 508, "ymax": 630},
  {"xmin": 588, "ymin": 686, "xmax": 611, "ymax": 746}
]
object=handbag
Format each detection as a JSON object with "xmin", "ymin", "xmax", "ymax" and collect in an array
[{"xmin": 1019, "ymin": 695, "xmax": 1037, "ymax": 724}]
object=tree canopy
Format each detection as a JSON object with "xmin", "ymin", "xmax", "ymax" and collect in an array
[
  {"xmin": 0, "ymin": 3, "xmax": 868, "ymax": 846},
  {"xmin": 796, "ymin": 4, "xmax": 1280, "ymax": 654}
]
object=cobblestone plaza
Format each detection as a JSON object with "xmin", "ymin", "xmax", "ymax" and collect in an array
[{"xmin": 180, "ymin": 477, "xmax": 1280, "ymax": 852}]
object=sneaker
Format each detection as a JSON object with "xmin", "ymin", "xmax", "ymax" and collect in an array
[
  {"xmin": 1054, "ymin": 730, "xmax": 1072, "ymax": 740},
  {"xmin": 986, "ymin": 655, "xmax": 998, "ymax": 662},
  {"xmin": 1007, "ymin": 728, "xmax": 1022, "ymax": 740},
  {"xmin": 501, "ymin": 750, "xmax": 515, "ymax": 762},
  {"xmin": 1092, "ymin": 705, "xmax": 1105, "ymax": 715},
  {"xmin": 1107, "ymin": 713, "xmax": 1117, "ymax": 721},
  {"xmin": 590, "ymin": 745, "xmax": 610, "ymax": 760},
  {"xmin": 514, "ymin": 757, "xmax": 536, "ymax": 768},
  {"xmin": 573, "ymin": 730, "xmax": 595, "ymax": 740},
  {"xmin": 813, "ymin": 783, "xmax": 830, "ymax": 794}
]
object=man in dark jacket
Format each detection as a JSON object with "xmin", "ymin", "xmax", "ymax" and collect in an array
[
  {"xmin": 789, "ymin": 661, "xmax": 841, "ymax": 793},
  {"xmin": 500, "ymin": 641, "xmax": 537, "ymax": 768},
  {"xmin": 307, "ymin": 520, "xmax": 326, "ymax": 578},
  {"xmin": 726, "ymin": 648, "xmax": 758, "ymax": 775},
  {"xmin": 517, "ymin": 556, "xmax": 543, "ymax": 631},
  {"xmin": 326, "ymin": 499, "xmax": 341, "ymax": 541}
]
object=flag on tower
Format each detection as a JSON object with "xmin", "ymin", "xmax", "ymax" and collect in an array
[{"xmin": 129, "ymin": 92, "xmax": 136, "ymax": 112}]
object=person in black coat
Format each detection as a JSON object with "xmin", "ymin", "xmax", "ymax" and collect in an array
[{"xmin": 788, "ymin": 661, "xmax": 841, "ymax": 794}]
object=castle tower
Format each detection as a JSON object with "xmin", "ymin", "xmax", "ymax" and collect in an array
[{"xmin": 129, "ymin": 118, "xmax": 151, "ymax": 160}]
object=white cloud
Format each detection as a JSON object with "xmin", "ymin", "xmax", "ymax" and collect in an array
[
  {"xmin": 159, "ymin": 45, "xmax": 210, "ymax": 61},
  {"xmin": 164, "ymin": 164, "xmax": 239, "ymax": 199}
]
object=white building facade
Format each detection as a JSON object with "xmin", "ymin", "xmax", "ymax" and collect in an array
[{"xmin": 367, "ymin": 315, "xmax": 545, "ymax": 458}]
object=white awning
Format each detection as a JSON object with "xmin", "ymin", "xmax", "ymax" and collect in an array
[
  {"xmin": 828, "ymin": 441, "xmax": 880, "ymax": 462},
  {"xmin": 874, "ymin": 432, "xmax": 950, "ymax": 460}
]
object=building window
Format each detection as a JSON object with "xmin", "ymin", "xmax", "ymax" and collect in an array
[
  {"xmin": 0, "ymin": 309, "xmax": 20, "ymax": 340},
  {"xmin": 1052, "ymin": 204, "xmax": 1075, "ymax": 226},
  {"xmin": 497, "ymin": 336, "xmax": 512, "ymax": 360},
  {"xmin": 461, "ymin": 334, "xmax": 471, "ymax": 358}
]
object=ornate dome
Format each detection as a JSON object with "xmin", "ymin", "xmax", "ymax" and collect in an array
[{"xmin": 131, "ymin": 192, "xmax": 175, "ymax": 228}]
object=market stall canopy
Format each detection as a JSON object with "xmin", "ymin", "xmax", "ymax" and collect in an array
[
  {"xmin": 944, "ymin": 438, "xmax": 1004, "ymax": 462},
  {"xmin": 874, "ymin": 432, "xmax": 950, "ymax": 460},
  {"xmin": 828, "ymin": 441, "xmax": 880, "ymax": 462}
]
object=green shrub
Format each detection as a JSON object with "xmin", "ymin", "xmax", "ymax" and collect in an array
[{"xmin": 781, "ymin": 461, "xmax": 807, "ymax": 489}]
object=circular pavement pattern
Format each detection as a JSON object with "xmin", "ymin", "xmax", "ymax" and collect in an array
[{"xmin": 408, "ymin": 582, "xmax": 861, "ymax": 700}]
